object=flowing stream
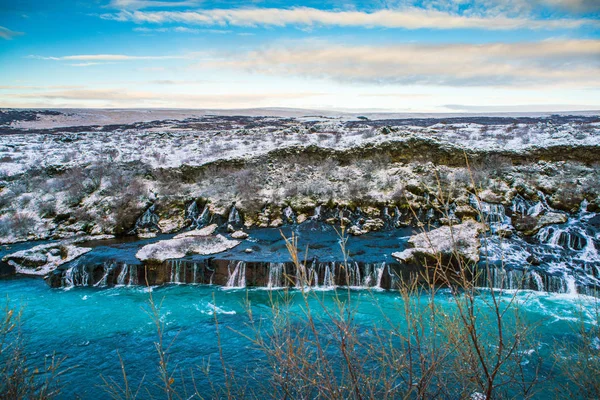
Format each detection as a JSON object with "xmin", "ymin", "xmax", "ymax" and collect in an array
[{"xmin": 1, "ymin": 277, "xmax": 598, "ymax": 399}]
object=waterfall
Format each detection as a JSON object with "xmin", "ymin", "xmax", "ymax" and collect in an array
[
  {"xmin": 226, "ymin": 261, "xmax": 246, "ymax": 288},
  {"xmin": 311, "ymin": 205, "xmax": 322, "ymax": 221},
  {"xmin": 476, "ymin": 266, "xmax": 588, "ymax": 294},
  {"xmin": 530, "ymin": 270, "xmax": 544, "ymax": 291},
  {"xmin": 128, "ymin": 265, "xmax": 138, "ymax": 286},
  {"xmin": 536, "ymin": 225, "xmax": 597, "ymax": 260},
  {"xmin": 476, "ymin": 201, "xmax": 508, "ymax": 225},
  {"xmin": 228, "ymin": 205, "xmax": 241, "ymax": 225},
  {"xmin": 336, "ymin": 262, "xmax": 387, "ymax": 289},
  {"xmin": 323, "ymin": 263, "xmax": 335, "ymax": 288},
  {"xmin": 186, "ymin": 201, "xmax": 199, "ymax": 221},
  {"xmin": 557, "ymin": 275, "xmax": 579, "ymax": 296},
  {"xmin": 62, "ymin": 263, "xmax": 91, "ymax": 288},
  {"xmin": 267, "ymin": 263, "xmax": 286, "ymax": 289},
  {"xmin": 393, "ymin": 206, "xmax": 401, "ymax": 227},
  {"xmin": 376, "ymin": 263, "xmax": 385, "ymax": 288},
  {"xmin": 382, "ymin": 207, "xmax": 392, "ymax": 228},
  {"xmin": 195, "ymin": 205, "xmax": 211, "ymax": 227},
  {"xmin": 296, "ymin": 260, "xmax": 319, "ymax": 288},
  {"xmin": 116, "ymin": 264, "xmax": 129, "ymax": 286},
  {"xmin": 581, "ymin": 234, "xmax": 599, "ymax": 262},
  {"xmin": 135, "ymin": 204, "xmax": 159, "ymax": 230},
  {"xmin": 82, "ymin": 267, "xmax": 90, "ymax": 286},
  {"xmin": 346, "ymin": 262, "xmax": 361, "ymax": 287},
  {"xmin": 512, "ymin": 195, "xmax": 547, "ymax": 218},
  {"xmin": 362, "ymin": 262, "xmax": 385, "ymax": 288},
  {"xmin": 295, "ymin": 262, "xmax": 305, "ymax": 288},
  {"xmin": 283, "ymin": 206, "xmax": 297, "ymax": 224},
  {"xmin": 192, "ymin": 263, "xmax": 198, "ymax": 284},
  {"xmin": 169, "ymin": 260, "xmax": 184, "ymax": 284},
  {"xmin": 63, "ymin": 266, "xmax": 75, "ymax": 289},
  {"xmin": 95, "ymin": 262, "xmax": 114, "ymax": 287}
]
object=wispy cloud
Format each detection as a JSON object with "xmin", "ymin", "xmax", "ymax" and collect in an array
[
  {"xmin": 100, "ymin": 7, "xmax": 600, "ymax": 30},
  {"xmin": 2, "ymin": 88, "xmax": 325, "ymax": 108},
  {"xmin": 29, "ymin": 54, "xmax": 189, "ymax": 61},
  {"xmin": 148, "ymin": 79, "xmax": 206, "ymax": 84},
  {"xmin": 444, "ymin": 103, "xmax": 600, "ymax": 112},
  {"xmin": 68, "ymin": 62, "xmax": 107, "ymax": 67},
  {"xmin": 0, "ymin": 85, "xmax": 83, "ymax": 90},
  {"xmin": 0, "ymin": 26, "xmax": 24, "ymax": 40},
  {"xmin": 107, "ymin": 0, "xmax": 201, "ymax": 10},
  {"xmin": 203, "ymin": 39, "xmax": 600, "ymax": 88},
  {"xmin": 529, "ymin": 0, "xmax": 600, "ymax": 13},
  {"xmin": 134, "ymin": 26, "xmax": 231, "ymax": 34}
]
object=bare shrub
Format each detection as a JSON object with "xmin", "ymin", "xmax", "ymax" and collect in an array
[
  {"xmin": 1, "ymin": 300, "xmax": 66, "ymax": 399},
  {"xmin": 347, "ymin": 179, "xmax": 369, "ymax": 200},
  {"xmin": 391, "ymin": 184, "xmax": 407, "ymax": 203},
  {"xmin": 0, "ymin": 212, "xmax": 36, "ymax": 237},
  {"xmin": 111, "ymin": 177, "xmax": 147, "ymax": 235},
  {"xmin": 361, "ymin": 128, "xmax": 376, "ymax": 139},
  {"xmin": 555, "ymin": 299, "xmax": 600, "ymax": 398},
  {"xmin": 319, "ymin": 158, "xmax": 339, "ymax": 179}
]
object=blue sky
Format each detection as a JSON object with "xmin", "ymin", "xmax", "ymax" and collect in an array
[{"xmin": 0, "ymin": 0, "xmax": 599, "ymax": 111}]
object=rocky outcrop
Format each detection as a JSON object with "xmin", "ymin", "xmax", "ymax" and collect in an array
[
  {"xmin": 513, "ymin": 212, "xmax": 568, "ymax": 236},
  {"xmin": 173, "ymin": 224, "xmax": 218, "ymax": 239},
  {"xmin": 3, "ymin": 242, "xmax": 92, "ymax": 276},
  {"xmin": 231, "ymin": 230, "xmax": 249, "ymax": 239},
  {"xmin": 392, "ymin": 220, "xmax": 485, "ymax": 265},
  {"xmin": 136, "ymin": 234, "xmax": 239, "ymax": 263}
]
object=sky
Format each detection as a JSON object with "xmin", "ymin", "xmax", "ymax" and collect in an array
[{"xmin": 0, "ymin": 0, "xmax": 599, "ymax": 112}]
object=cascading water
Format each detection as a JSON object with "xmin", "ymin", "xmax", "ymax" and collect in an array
[
  {"xmin": 225, "ymin": 261, "xmax": 246, "ymax": 288},
  {"xmin": 347, "ymin": 262, "xmax": 362, "ymax": 287},
  {"xmin": 169, "ymin": 260, "xmax": 184, "ymax": 284},
  {"xmin": 471, "ymin": 197, "xmax": 509, "ymax": 227},
  {"xmin": 322, "ymin": 262, "xmax": 335, "ymax": 288},
  {"xmin": 116, "ymin": 264, "xmax": 129, "ymax": 286},
  {"xmin": 63, "ymin": 265, "xmax": 75, "ymax": 289},
  {"xmin": 311, "ymin": 205, "xmax": 322, "ymax": 221},
  {"xmin": 364, "ymin": 262, "xmax": 386, "ymax": 288},
  {"xmin": 228, "ymin": 205, "xmax": 241, "ymax": 225},
  {"xmin": 512, "ymin": 193, "xmax": 548, "ymax": 218},
  {"xmin": 128, "ymin": 264, "xmax": 138, "ymax": 286},
  {"xmin": 95, "ymin": 262, "xmax": 114, "ymax": 287},
  {"xmin": 134, "ymin": 204, "xmax": 160, "ymax": 232},
  {"xmin": 192, "ymin": 263, "xmax": 199, "ymax": 284},
  {"xmin": 188, "ymin": 202, "xmax": 211, "ymax": 228},
  {"xmin": 562, "ymin": 274, "xmax": 578, "ymax": 296},
  {"xmin": 283, "ymin": 206, "xmax": 297, "ymax": 224},
  {"xmin": 62, "ymin": 262, "xmax": 90, "ymax": 289},
  {"xmin": 530, "ymin": 270, "xmax": 544, "ymax": 291},
  {"xmin": 344, "ymin": 262, "xmax": 386, "ymax": 288},
  {"xmin": 186, "ymin": 201, "xmax": 199, "ymax": 222},
  {"xmin": 475, "ymin": 191, "xmax": 600, "ymax": 295},
  {"xmin": 267, "ymin": 263, "xmax": 286, "ymax": 289}
]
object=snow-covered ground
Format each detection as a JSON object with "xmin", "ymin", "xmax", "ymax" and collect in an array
[
  {"xmin": 0, "ymin": 109, "xmax": 598, "ymax": 245},
  {"xmin": 1, "ymin": 111, "xmax": 598, "ymax": 178}
]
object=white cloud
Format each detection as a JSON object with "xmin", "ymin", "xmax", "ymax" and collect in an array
[
  {"xmin": 0, "ymin": 85, "xmax": 83, "ymax": 90},
  {"xmin": 2, "ymin": 88, "xmax": 325, "ymax": 108},
  {"xmin": 203, "ymin": 39, "xmax": 600, "ymax": 88},
  {"xmin": 29, "ymin": 54, "xmax": 189, "ymax": 61},
  {"xmin": 100, "ymin": 7, "xmax": 600, "ymax": 30},
  {"xmin": 108, "ymin": 0, "xmax": 201, "ymax": 10},
  {"xmin": 444, "ymin": 103, "xmax": 600, "ymax": 112},
  {"xmin": 134, "ymin": 26, "xmax": 230, "ymax": 33},
  {"xmin": 537, "ymin": 0, "xmax": 600, "ymax": 12},
  {"xmin": 0, "ymin": 26, "xmax": 23, "ymax": 40}
]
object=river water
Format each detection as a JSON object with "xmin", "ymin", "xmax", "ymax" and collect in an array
[{"xmin": 2, "ymin": 277, "xmax": 598, "ymax": 399}]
